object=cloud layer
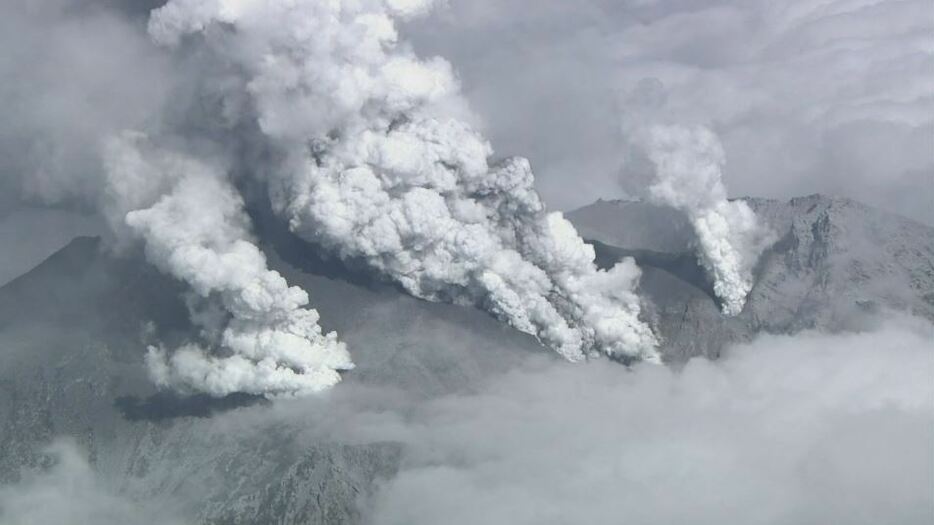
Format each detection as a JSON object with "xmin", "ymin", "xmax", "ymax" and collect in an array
[
  {"xmin": 350, "ymin": 317, "xmax": 933, "ymax": 524},
  {"xmin": 0, "ymin": 439, "xmax": 182, "ymax": 525}
]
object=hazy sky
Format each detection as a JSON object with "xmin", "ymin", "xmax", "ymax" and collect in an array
[
  {"xmin": 404, "ymin": 0, "xmax": 933, "ymax": 221},
  {"xmin": 0, "ymin": 207, "xmax": 102, "ymax": 285}
]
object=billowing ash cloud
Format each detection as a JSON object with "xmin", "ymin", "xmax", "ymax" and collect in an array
[
  {"xmin": 639, "ymin": 125, "xmax": 775, "ymax": 315},
  {"xmin": 101, "ymin": 133, "xmax": 352, "ymax": 397},
  {"xmin": 1, "ymin": 0, "xmax": 660, "ymax": 398},
  {"xmin": 143, "ymin": 0, "xmax": 660, "ymax": 369}
]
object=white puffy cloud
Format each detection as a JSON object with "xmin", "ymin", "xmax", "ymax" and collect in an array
[{"xmin": 640, "ymin": 124, "xmax": 775, "ymax": 315}]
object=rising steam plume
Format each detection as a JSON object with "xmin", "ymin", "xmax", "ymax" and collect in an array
[
  {"xmin": 640, "ymin": 125, "xmax": 775, "ymax": 316},
  {"xmin": 84, "ymin": 0, "xmax": 663, "ymax": 397}
]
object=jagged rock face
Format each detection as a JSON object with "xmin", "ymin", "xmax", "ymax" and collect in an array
[
  {"xmin": 1, "ymin": 194, "xmax": 931, "ymax": 523},
  {"xmin": 747, "ymin": 195, "xmax": 934, "ymax": 326},
  {"xmin": 569, "ymin": 194, "xmax": 934, "ymax": 361}
]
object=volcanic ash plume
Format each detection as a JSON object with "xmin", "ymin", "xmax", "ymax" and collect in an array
[
  {"xmin": 102, "ymin": 133, "xmax": 352, "ymax": 397},
  {"xmin": 147, "ymin": 0, "xmax": 659, "ymax": 364},
  {"xmin": 641, "ymin": 125, "xmax": 774, "ymax": 316}
]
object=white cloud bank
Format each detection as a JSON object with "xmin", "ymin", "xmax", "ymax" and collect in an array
[
  {"xmin": 319, "ymin": 317, "xmax": 933, "ymax": 524},
  {"xmin": 2, "ymin": 318, "xmax": 930, "ymax": 524},
  {"xmin": 0, "ymin": 440, "xmax": 182, "ymax": 525}
]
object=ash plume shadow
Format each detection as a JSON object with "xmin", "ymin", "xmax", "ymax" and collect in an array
[
  {"xmin": 245, "ymin": 196, "xmax": 395, "ymax": 291},
  {"xmin": 114, "ymin": 392, "xmax": 266, "ymax": 422}
]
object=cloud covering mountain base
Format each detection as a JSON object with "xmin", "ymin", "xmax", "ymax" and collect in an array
[
  {"xmin": 0, "ymin": 440, "xmax": 182, "ymax": 525},
  {"xmin": 352, "ymin": 317, "xmax": 933, "ymax": 524},
  {"xmin": 401, "ymin": 0, "xmax": 934, "ymax": 225},
  {"xmin": 2, "ymin": 316, "xmax": 929, "ymax": 524}
]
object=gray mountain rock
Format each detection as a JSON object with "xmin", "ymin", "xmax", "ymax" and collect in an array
[
  {"xmin": 1, "ymin": 194, "xmax": 931, "ymax": 523},
  {"xmin": 569, "ymin": 194, "xmax": 934, "ymax": 360}
]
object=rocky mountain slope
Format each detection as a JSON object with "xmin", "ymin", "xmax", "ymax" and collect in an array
[
  {"xmin": 570, "ymin": 194, "xmax": 934, "ymax": 360},
  {"xmin": 0, "ymin": 235, "xmax": 545, "ymax": 523},
  {"xmin": 1, "ymin": 194, "xmax": 932, "ymax": 523}
]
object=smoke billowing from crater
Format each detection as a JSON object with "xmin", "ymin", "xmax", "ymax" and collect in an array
[
  {"xmin": 125, "ymin": 0, "xmax": 661, "ymax": 396},
  {"xmin": 214, "ymin": 316, "xmax": 929, "ymax": 525},
  {"xmin": 640, "ymin": 125, "xmax": 775, "ymax": 315},
  {"xmin": 102, "ymin": 132, "xmax": 352, "ymax": 397},
  {"xmin": 3, "ymin": 0, "xmax": 803, "ymax": 398}
]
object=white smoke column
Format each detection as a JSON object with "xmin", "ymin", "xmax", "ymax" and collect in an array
[
  {"xmin": 642, "ymin": 125, "xmax": 775, "ymax": 316},
  {"xmin": 102, "ymin": 133, "xmax": 352, "ymax": 397},
  {"xmin": 148, "ymin": 0, "xmax": 660, "ymax": 363}
]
